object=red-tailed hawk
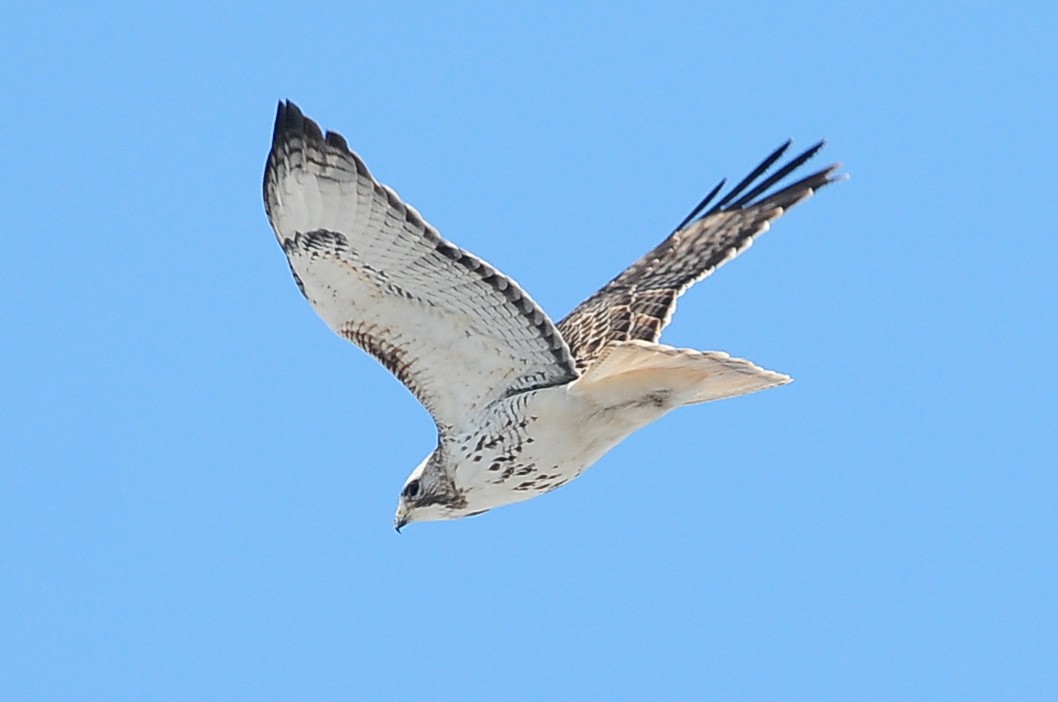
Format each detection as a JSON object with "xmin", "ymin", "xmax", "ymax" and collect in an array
[{"xmin": 263, "ymin": 101, "xmax": 842, "ymax": 530}]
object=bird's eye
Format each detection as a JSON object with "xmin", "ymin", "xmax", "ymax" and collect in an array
[{"xmin": 403, "ymin": 480, "xmax": 421, "ymax": 498}]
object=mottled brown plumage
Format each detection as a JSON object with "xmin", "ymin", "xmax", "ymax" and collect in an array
[{"xmin": 558, "ymin": 141, "xmax": 840, "ymax": 371}]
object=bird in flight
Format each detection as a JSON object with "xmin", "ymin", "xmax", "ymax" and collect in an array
[{"xmin": 263, "ymin": 101, "xmax": 842, "ymax": 531}]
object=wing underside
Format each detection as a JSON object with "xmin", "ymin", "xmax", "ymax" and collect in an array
[{"xmin": 263, "ymin": 101, "xmax": 578, "ymax": 433}]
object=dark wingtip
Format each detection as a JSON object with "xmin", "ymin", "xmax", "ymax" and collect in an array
[
  {"xmin": 728, "ymin": 140, "xmax": 828, "ymax": 208},
  {"xmin": 273, "ymin": 100, "xmax": 300, "ymax": 144},
  {"xmin": 709, "ymin": 140, "xmax": 794, "ymax": 212},
  {"xmin": 325, "ymin": 130, "xmax": 350, "ymax": 152},
  {"xmin": 670, "ymin": 139, "xmax": 844, "ymax": 232},
  {"xmin": 671, "ymin": 178, "xmax": 726, "ymax": 235},
  {"xmin": 271, "ymin": 99, "xmax": 325, "ymax": 145}
]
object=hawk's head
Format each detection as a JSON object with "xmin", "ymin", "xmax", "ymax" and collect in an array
[{"xmin": 394, "ymin": 450, "xmax": 467, "ymax": 531}]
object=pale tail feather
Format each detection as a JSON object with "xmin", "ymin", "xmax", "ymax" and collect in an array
[{"xmin": 573, "ymin": 340, "xmax": 791, "ymax": 407}]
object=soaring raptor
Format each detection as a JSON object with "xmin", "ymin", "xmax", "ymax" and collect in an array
[{"xmin": 263, "ymin": 101, "xmax": 841, "ymax": 530}]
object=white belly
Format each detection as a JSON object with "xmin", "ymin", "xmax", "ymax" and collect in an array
[{"xmin": 450, "ymin": 383, "xmax": 674, "ymax": 513}]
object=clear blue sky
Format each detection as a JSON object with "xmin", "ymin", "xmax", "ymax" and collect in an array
[{"xmin": 3, "ymin": 3, "xmax": 1056, "ymax": 700}]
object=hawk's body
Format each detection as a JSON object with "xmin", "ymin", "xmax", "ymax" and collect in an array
[{"xmin": 263, "ymin": 101, "xmax": 841, "ymax": 529}]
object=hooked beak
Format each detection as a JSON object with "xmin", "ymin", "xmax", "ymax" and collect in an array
[{"xmin": 394, "ymin": 502, "xmax": 410, "ymax": 533}]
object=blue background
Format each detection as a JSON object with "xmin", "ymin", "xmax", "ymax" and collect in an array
[{"xmin": 3, "ymin": 3, "xmax": 1056, "ymax": 700}]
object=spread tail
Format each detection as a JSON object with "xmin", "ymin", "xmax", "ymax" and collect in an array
[{"xmin": 573, "ymin": 340, "xmax": 791, "ymax": 408}]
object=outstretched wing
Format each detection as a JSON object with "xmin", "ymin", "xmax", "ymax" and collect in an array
[
  {"xmin": 557, "ymin": 142, "xmax": 842, "ymax": 371},
  {"xmin": 264, "ymin": 101, "xmax": 578, "ymax": 434}
]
